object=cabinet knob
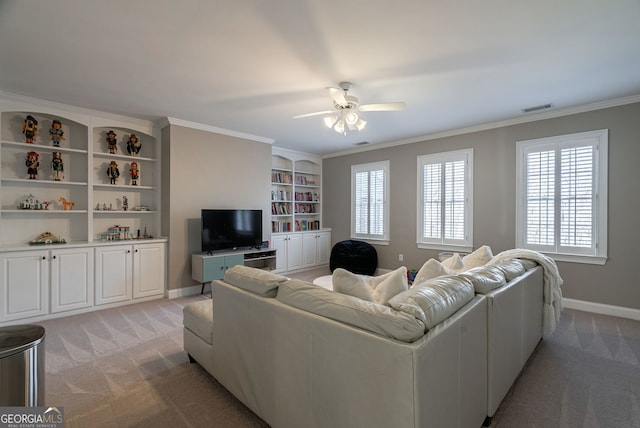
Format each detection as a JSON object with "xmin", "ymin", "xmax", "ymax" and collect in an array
[
  {"xmin": 135, "ymin": 249, "xmax": 138, "ymax": 253},
  {"xmin": 52, "ymin": 255, "xmax": 56, "ymax": 259},
  {"xmin": 127, "ymin": 250, "xmax": 131, "ymax": 253},
  {"xmin": 42, "ymin": 256, "xmax": 46, "ymax": 260}
]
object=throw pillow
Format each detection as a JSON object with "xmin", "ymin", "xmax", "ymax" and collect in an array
[
  {"xmin": 413, "ymin": 258, "xmax": 452, "ymax": 286},
  {"xmin": 333, "ymin": 267, "xmax": 408, "ymax": 304},
  {"xmin": 462, "ymin": 245, "xmax": 493, "ymax": 269},
  {"xmin": 367, "ymin": 267, "xmax": 408, "ymax": 303},
  {"xmin": 441, "ymin": 253, "xmax": 465, "ymax": 272},
  {"xmin": 332, "ymin": 268, "xmax": 373, "ymax": 301}
]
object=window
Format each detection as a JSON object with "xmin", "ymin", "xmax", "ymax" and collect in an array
[
  {"xmin": 351, "ymin": 161, "xmax": 389, "ymax": 243},
  {"xmin": 516, "ymin": 129, "xmax": 608, "ymax": 264},
  {"xmin": 417, "ymin": 149, "xmax": 473, "ymax": 251}
]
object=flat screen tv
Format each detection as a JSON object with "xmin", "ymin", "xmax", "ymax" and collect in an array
[{"xmin": 201, "ymin": 209, "xmax": 263, "ymax": 253}]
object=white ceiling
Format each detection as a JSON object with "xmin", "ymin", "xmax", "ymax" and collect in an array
[{"xmin": 1, "ymin": 0, "xmax": 639, "ymax": 155}]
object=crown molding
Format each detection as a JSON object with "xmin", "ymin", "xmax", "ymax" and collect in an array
[{"xmin": 160, "ymin": 117, "xmax": 274, "ymax": 145}]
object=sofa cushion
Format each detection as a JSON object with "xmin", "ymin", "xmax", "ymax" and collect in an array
[
  {"xmin": 413, "ymin": 258, "xmax": 452, "ymax": 285},
  {"xmin": 459, "ymin": 265, "xmax": 507, "ymax": 294},
  {"xmin": 462, "ymin": 245, "xmax": 493, "ymax": 269},
  {"xmin": 277, "ymin": 279, "xmax": 425, "ymax": 342},
  {"xmin": 333, "ymin": 267, "xmax": 408, "ymax": 304},
  {"xmin": 492, "ymin": 259, "xmax": 526, "ymax": 282},
  {"xmin": 387, "ymin": 276, "xmax": 474, "ymax": 330},
  {"xmin": 223, "ymin": 265, "xmax": 289, "ymax": 297},
  {"xmin": 183, "ymin": 299, "xmax": 214, "ymax": 345}
]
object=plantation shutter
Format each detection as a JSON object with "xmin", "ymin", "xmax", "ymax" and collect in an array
[
  {"xmin": 523, "ymin": 142, "xmax": 597, "ymax": 254},
  {"xmin": 560, "ymin": 146, "xmax": 593, "ymax": 248},
  {"xmin": 352, "ymin": 161, "xmax": 389, "ymax": 241},
  {"xmin": 417, "ymin": 149, "xmax": 472, "ymax": 249}
]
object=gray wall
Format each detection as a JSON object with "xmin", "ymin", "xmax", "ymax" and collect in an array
[
  {"xmin": 323, "ymin": 102, "xmax": 640, "ymax": 310},
  {"xmin": 161, "ymin": 124, "xmax": 272, "ymax": 290}
]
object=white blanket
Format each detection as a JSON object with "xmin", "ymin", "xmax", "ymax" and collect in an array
[{"xmin": 488, "ymin": 249, "xmax": 563, "ymax": 336}]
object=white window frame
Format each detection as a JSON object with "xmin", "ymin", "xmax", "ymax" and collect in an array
[
  {"xmin": 351, "ymin": 160, "xmax": 390, "ymax": 244},
  {"xmin": 515, "ymin": 129, "xmax": 608, "ymax": 265},
  {"xmin": 416, "ymin": 149, "xmax": 473, "ymax": 252}
]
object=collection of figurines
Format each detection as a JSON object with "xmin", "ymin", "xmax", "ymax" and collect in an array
[
  {"xmin": 16, "ymin": 116, "xmax": 152, "ymax": 243},
  {"xmin": 19, "ymin": 116, "xmax": 143, "ymax": 185},
  {"xmin": 24, "ymin": 150, "xmax": 64, "ymax": 181},
  {"xmin": 17, "ymin": 193, "xmax": 74, "ymax": 211}
]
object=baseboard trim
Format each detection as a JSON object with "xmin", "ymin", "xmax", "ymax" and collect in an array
[
  {"xmin": 563, "ymin": 298, "xmax": 640, "ymax": 321},
  {"xmin": 166, "ymin": 284, "xmax": 209, "ymax": 299}
]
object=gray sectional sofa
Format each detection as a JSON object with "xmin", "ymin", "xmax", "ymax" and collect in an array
[{"xmin": 184, "ymin": 255, "xmax": 552, "ymax": 428}]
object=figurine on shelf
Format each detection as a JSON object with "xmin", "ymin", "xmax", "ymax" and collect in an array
[
  {"xmin": 107, "ymin": 160, "xmax": 120, "ymax": 184},
  {"xmin": 106, "ymin": 130, "xmax": 118, "ymax": 154},
  {"xmin": 23, "ymin": 115, "xmax": 38, "ymax": 144},
  {"xmin": 51, "ymin": 152, "xmax": 64, "ymax": 181},
  {"xmin": 126, "ymin": 133, "xmax": 141, "ymax": 156},
  {"xmin": 122, "ymin": 195, "xmax": 128, "ymax": 211},
  {"xmin": 129, "ymin": 161, "xmax": 139, "ymax": 185},
  {"xmin": 49, "ymin": 119, "xmax": 65, "ymax": 147},
  {"xmin": 26, "ymin": 151, "xmax": 39, "ymax": 179},
  {"xmin": 59, "ymin": 197, "xmax": 74, "ymax": 210}
]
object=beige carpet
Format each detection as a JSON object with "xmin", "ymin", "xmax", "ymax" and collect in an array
[
  {"xmin": 40, "ymin": 296, "xmax": 268, "ymax": 428},
  {"xmin": 37, "ymin": 281, "xmax": 640, "ymax": 428}
]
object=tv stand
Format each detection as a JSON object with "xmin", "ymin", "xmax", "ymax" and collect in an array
[{"xmin": 192, "ymin": 248, "xmax": 277, "ymax": 294}]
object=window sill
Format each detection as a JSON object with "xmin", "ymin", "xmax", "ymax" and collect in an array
[
  {"xmin": 416, "ymin": 243, "xmax": 473, "ymax": 253},
  {"xmin": 351, "ymin": 237, "xmax": 389, "ymax": 246},
  {"xmin": 546, "ymin": 253, "xmax": 607, "ymax": 265}
]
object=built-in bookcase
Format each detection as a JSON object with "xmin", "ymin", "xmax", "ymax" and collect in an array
[{"xmin": 271, "ymin": 149, "xmax": 322, "ymax": 233}]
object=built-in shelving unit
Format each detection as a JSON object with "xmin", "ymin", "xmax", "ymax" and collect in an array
[
  {"xmin": 0, "ymin": 98, "xmax": 161, "ymax": 246},
  {"xmin": 0, "ymin": 94, "xmax": 166, "ymax": 325},
  {"xmin": 270, "ymin": 148, "xmax": 330, "ymax": 273},
  {"xmin": 271, "ymin": 150, "xmax": 322, "ymax": 233}
]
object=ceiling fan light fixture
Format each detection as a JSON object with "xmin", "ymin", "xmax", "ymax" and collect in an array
[
  {"xmin": 355, "ymin": 118, "xmax": 366, "ymax": 131},
  {"xmin": 333, "ymin": 119, "xmax": 345, "ymax": 135},
  {"xmin": 323, "ymin": 115, "xmax": 338, "ymax": 128},
  {"xmin": 344, "ymin": 111, "xmax": 359, "ymax": 126}
]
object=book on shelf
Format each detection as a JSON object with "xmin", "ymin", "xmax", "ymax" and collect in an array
[{"xmin": 271, "ymin": 171, "xmax": 292, "ymax": 184}]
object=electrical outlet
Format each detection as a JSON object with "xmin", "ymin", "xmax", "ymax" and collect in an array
[{"xmin": 399, "ymin": 253, "xmax": 403, "ymax": 262}]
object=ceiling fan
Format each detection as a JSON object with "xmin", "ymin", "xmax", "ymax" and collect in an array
[{"xmin": 293, "ymin": 82, "xmax": 406, "ymax": 135}]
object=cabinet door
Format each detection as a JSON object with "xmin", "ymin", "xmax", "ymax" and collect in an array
[
  {"xmin": 302, "ymin": 233, "xmax": 318, "ymax": 268},
  {"xmin": 50, "ymin": 247, "xmax": 94, "ymax": 313},
  {"xmin": 0, "ymin": 251, "xmax": 49, "ymax": 322},
  {"xmin": 95, "ymin": 245, "xmax": 132, "ymax": 305},
  {"xmin": 287, "ymin": 234, "xmax": 303, "ymax": 271},
  {"xmin": 272, "ymin": 235, "xmax": 286, "ymax": 272},
  {"xmin": 133, "ymin": 243, "xmax": 165, "ymax": 299},
  {"xmin": 316, "ymin": 231, "xmax": 330, "ymax": 265},
  {"xmin": 201, "ymin": 256, "xmax": 226, "ymax": 282},
  {"xmin": 225, "ymin": 254, "xmax": 245, "ymax": 271}
]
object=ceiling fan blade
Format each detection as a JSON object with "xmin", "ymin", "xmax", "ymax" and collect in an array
[
  {"xmin": 359, "ymin": 102, "xmax": 406, "ymax": 112},
  {"xmin": 327, "ymin": 87, "xmax": 348, "ymax": 107},
  {"xmin": 292, "ymin": 110, "xmax": 334, "ymax": 119}
]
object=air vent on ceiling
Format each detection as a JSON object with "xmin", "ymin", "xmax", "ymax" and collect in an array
[
  {"xmin": 522, "ymin": 103, "xmax": 553, "ymax": 113},
  {"xmin": 354, "ymin": 141, "xmax": 370, "ymax": 146}
]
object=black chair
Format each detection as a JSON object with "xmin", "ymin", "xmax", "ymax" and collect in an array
[{"xmin": 329, "ymin": 240, "xmax": 377, "ymax": 276}]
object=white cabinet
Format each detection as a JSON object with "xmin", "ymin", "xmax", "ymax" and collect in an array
[
  {"xmin": 0, "ymin": 247, "xmax": 94, "ymax": 321},
  {"xmin": 95, "ymin": 245, "xmax": 132, "ymax": 305},
  {"xmin": 50, "ymin": 247, "xmax": 94, "ymax": 313},
  {"xmin": 272, "ymin": 234, "xmax": 302, "ymax": 272},
  {"xmin": 133, "ymin": 243, "xmax": 165, "ymax": 298},
  {"xmin": 302, "ymin": 231, "xmax": 330, "ymax": 268},
  {"xmin": 0, "ymin": 250, "xmax": 48, "ymax": 322},
  {"xmin": 95, "ymin": 242, "xmax": 165, "ymax": 305}
]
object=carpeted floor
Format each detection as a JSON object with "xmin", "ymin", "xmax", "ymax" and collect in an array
[{"xmin": 37, "ymin": 277, "xmax": 640, "ymax": 428}]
